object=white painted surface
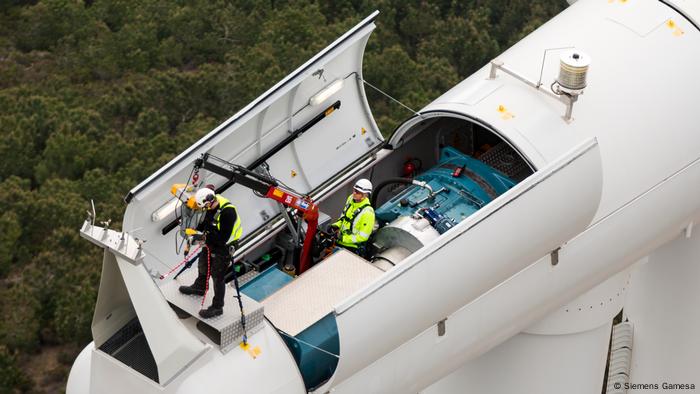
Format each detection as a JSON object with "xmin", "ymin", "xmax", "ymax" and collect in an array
[
  {"xmin": 173, "ymin": 322, "xmax": 306, "ymax": 394},
  {"xmin": 624, "ymin": 231, "xmax": 700, "ymax": 391},
  {"xmin": 328, "ymin": 140, "xmax": 602, "ymax": 387},
  {"xmin": 323, "ymin": 137, "xmax": 700, "ymax": 393},
  {"xmin": 66, "ymin": 343, "xmax": 93, "ymax": 394},
  {"xmin": 421, "ymin": 323, "xmax": 612, "ymax": 394},
  {"xmin": 524, "ymin": 268, "xmax": 631, "ymax": 335},
  {"xmin": 398, "ymin": 0, "xmax": 700, "ymax": 224},
  {"xmin": 81, "ymin": 321, "xmax": 305, "ymax": 394}
]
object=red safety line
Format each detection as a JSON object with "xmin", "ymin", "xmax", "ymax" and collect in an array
[{"xmin": 159, "ymin": 244, "xmax": 203, "ymax": 280}]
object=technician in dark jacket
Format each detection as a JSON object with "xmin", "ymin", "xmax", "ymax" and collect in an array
[{"xmin": 179, "ymin": 187, "xmax": 242, "ymax": 318}]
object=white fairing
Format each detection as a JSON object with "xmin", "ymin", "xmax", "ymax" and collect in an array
[
  {"xmin": 324, "ymin": 0, "xmax": 700, "ymax": 391},
  {"xmin": 624, "ymin": 230, "xmax": 700, "ymax": 390},
  {"xmin": 422, "ymin": 324, "xmax": 612, "ymax": 394},
  {"xmin": 329, "ymin": 139, "xmax": 603, "ymax": 386},
  {"xmin": 66, "ymin": 343, "xmax": 93, "ymax": 394},
  {"xmin": 413, "ymin": 0, "xmax": 700, "ymax": 222},
  {"xmin": 420, "ymin": 269, "xmax": 632, "ymax": 394},
  {"xmin": 70, "ymin": 0, "xmax": 700, "ymax": 393}
]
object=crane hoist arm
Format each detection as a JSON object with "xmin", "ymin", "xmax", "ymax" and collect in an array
[{"xmin": 193, "ymin": 153, "xmax": 319, "ymax": 274}]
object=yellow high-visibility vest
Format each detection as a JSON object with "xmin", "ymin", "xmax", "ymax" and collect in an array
[
  {"xmin": 214, "ymin": 195, "xmax": 242, "ymax": 243},
  {"xmin": 332, "ymin": 195, "xmax": 375, "ymax": 248}
]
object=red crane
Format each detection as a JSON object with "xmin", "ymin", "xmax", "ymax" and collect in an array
[{"xmin": 193, "ymin": 154, "xmax": 319, "ymax": 274}]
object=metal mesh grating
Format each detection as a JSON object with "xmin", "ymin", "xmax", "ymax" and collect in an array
[
  {"xmin": 99, "ymin": 318, "xmax": 141, "ymax": 354},
  {"xmin": 478, "ymin": 143, "xmax": 530, "ymax": 179},
  {"xmin": 98, "ymin": 318, "xmax": 159, "ymax": 383},
  {"xmin": 112, "ymin": 333, "xmax": 159, "ymax": 383}
]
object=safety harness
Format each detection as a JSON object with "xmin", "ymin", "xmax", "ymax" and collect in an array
[{"xmin": 338, "ymin": 200, "xmax": 372, "ymax": 249}]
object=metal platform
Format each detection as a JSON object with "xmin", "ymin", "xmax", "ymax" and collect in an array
[
  {"xmin": 160, "ymin": 269, "xmax": 265, "ymax": 353},
  {"xmin": 262, "ymin": 249, "xmax": 383, "ymax": 336}
]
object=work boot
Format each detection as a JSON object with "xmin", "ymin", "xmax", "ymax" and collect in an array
[
  {"xmin": 179, "ymin": 284, "xmax": 205, "ymax": 296},
  {"xmin": 199, "ymin": 305, "xmax": 223, "ymax": 319}
]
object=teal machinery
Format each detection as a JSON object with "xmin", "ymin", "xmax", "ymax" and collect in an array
[{"xmin": 240, "ymin": 146, "xmax": 517, "ymax": 390}]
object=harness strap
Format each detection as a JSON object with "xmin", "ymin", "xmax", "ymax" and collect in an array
[{"xmin": 341, "ymin": 201, "xmax": 370, "ymax": 222}]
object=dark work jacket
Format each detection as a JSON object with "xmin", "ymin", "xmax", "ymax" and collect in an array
[{"xmin": 197, "ymin": 204, "xmax": 237, "ymax": 255}]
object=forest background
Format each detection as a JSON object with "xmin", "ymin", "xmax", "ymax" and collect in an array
[{"xmin": 0, "ymin": 1, "xmax": 566, "ymax": 392}]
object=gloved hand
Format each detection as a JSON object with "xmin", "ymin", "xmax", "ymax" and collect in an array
[
  {"xmin": 330, "ymin": 227, "xmax": 341, "ymax": 243},
  {"xmin": 317, "ymin": 230, "xmax": 336, "ymax": 250},
  {"xmin": 185, "ymin": 228, "xmax": 206, "ymax": 243}
]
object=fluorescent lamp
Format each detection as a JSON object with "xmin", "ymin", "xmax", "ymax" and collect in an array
[
  {"xmin": 309, "ymin": 79, "xmax": 344, "ymax": 106},
  {"xmin": 151, "ymin": 198, "xmax": 181, "ymax": 222}
]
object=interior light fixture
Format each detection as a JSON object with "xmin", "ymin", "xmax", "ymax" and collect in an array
[
  {"xmin": 309, "ymin": 79, "xmax": 344, "ymax": 106},
  {"xmin": 151, "ymin": 198, "xmax": 181, "ymax": 222}
]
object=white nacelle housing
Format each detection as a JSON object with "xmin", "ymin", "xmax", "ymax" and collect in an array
[{"xmin": 68, "ymin": 1, "xmax": 700, "ymax": 393}]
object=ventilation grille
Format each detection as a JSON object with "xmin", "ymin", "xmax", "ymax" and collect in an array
[
  {"xmin": 98, "ymin": 318, "xmax": 159, "ymax": 383},
  {"xmin": 479, "ymin": 143, "xmax": 530, "ymax": 180}
]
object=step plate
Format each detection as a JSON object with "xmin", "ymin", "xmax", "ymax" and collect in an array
[
  {"xmin": 262, "ymin": 249, "xmax": 383, "ymax": 336},
  {"xmin": 160, "ymin": 269, "xmax": 265, "ymax": 353}
]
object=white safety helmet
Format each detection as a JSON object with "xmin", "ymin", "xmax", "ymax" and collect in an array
[
  {"xmin": 195, "ymin": 188, "xmax": 215, "ymax": 209},
  {"xmin": 353, "ymin": 178, "xmax": 372, "ymax": 195}
]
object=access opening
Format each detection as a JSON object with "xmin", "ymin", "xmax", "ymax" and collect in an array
[
  {"xmin": 234, "ymin": 113, "xmax": 535, "ymax": 390},
  {"xmin": 363, "ymin": 113, "xmax": 535, "ymax": 269},
  {"xmin": 98, "ymin": 318, "xmax": 159, "ymax": 383}
]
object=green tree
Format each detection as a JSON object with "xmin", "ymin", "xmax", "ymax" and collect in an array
[
  {"xmin": 0, "ymin": 345, "xmax": 32, "ymax": 394},
  {"xmin": 0, "ymin": 212, "xmax": 21, "ymax": 277}
]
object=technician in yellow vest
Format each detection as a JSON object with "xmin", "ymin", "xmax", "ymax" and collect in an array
[
  {"xmin": 330, "ymin": 179, "xmax": 375, "ymax": 256},
  {"xmin": 179, "ymin": 187, "xmax": 242, "ymax": 318}
]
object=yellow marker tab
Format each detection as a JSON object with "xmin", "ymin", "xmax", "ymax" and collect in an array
[
  {"xmin": 361, "ymin": 127, "xmax": 367, "ymax": 135},
  {"xmin": 497, "ymin": 105, "xmax": 515, "ymax": 120},
  {"xmin": 240, "ymin": 342, "xmax": 262, "ymax": 359},
  {"xmin": 291, "ymin": 170, "xmax": 297, "ymax": 178},
  {"xmin": 272, "ymin": 188, "xmax": 284, "ymax": 198},
  {"xmin": 667, "ymin": 20, "xmax": 684, "ymax": 36},
  {"xmin": 185, "ymin": 228, "xmax": 197, "ymax": 235}
]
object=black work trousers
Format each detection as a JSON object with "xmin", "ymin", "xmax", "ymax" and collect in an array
[{"xmin": 193, "ymin": 246, "xmax": 231, "ymax": 308}]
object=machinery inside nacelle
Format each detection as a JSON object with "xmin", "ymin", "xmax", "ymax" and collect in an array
[{"xmin": 231, "ymin": 116, "xmax": 536, "ymax": 390}]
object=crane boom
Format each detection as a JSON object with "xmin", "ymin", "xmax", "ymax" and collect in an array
[{"xmin": 194, "ymin": 153, "xmax": 319, "ymax": 274}]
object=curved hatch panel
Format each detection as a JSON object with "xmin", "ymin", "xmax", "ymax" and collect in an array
[
  {"xmin": 122, "ymin": 12, "xmax": 382, "ymax": 274},
  {"xmin": 127, "ymin": 10, "xmax": 381, "ymax": 201},
  {"xmin": 329, "ymin": 138, "xmax": 603, "ymax": 386}
]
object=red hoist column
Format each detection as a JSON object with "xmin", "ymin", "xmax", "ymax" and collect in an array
[{"xmin": 264, "ymin": 187, "xmax": 319, "ymax": 274}]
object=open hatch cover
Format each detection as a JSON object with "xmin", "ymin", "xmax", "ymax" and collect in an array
[{"xmin": 124, "ymin": 11, "xmax": 383, "ymax": 237}]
